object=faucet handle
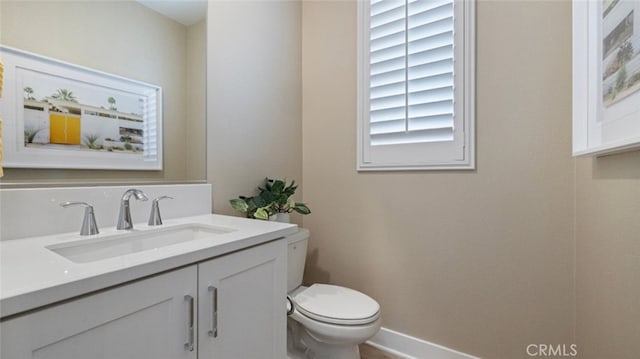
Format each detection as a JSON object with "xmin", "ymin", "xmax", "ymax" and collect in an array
[
  {"xmin": 60, "ymin": 201, "xmax": 99, "ymax": 236},
  {"xmin": 148, "ymin": 196, "xmax": 173, "ymax": 226}
]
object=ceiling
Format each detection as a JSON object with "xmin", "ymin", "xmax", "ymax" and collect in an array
[{"xmin": 136, "ymin": 0, "xmax": 207, "ymax": 26}]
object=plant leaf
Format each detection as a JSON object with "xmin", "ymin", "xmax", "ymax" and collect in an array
[
  {"xmin": 293, "ymin": 203, "xmax": 311, "ymax": 215},
  {"xmin": 254, "ymin": 194, "xmax": 267, "ymax": 207},
  {"xmin": 229, "ymin": 198, "xmax": 249, "ymax": 213},
  {"xmin": 254, "ymin": 207, "xmax": 269, "ymax": 220},
  {"xmin": 287, "ymin": 197, "xmax": 296, "ymax": 209},
  {"xmin": 271, "ymin": 179, "xmax": 285, "ymax": 193}
]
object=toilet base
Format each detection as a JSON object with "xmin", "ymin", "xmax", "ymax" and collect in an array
[
  {"xmin": 301, "ymin": 337, "xmax": 361, "ymax": 359},
  {"xmin": 287, "ymin": 319, "xmax": 363, "ymax": 359},
  {"xmin": 287, "ymin": 338, "xmax": 361, "ymax": 359}
]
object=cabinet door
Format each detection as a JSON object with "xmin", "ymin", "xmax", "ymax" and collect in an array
[
  {"xmin": 1, "ymin": 266, "xmax": 198, "ymax": 359},
  {"xmin": 198, "ymin": 239, "xmax": 286, "ymax": 359}
]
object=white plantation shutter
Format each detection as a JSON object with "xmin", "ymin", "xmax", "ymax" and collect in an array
[{"xmin": 358, "ymin": 0, "xmax": 475, "ymax": 170}]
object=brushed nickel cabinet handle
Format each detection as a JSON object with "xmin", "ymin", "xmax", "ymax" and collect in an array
[
  {"xmin": 184, "ymin": 294, "xmax": 194, "ymax": 351},
  {"xmin": 208, "ymin": 286, "xmax": 218, "ymax": 338}
]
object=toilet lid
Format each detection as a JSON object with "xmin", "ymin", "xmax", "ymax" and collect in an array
[{"xmin": 293, "ymin": 284, "xmax": 380, "ymax": 325}]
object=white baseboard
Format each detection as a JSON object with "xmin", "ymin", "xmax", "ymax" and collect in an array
[{"xmin": 366, "ymin": 327, "xmax": 480, "ymax": 359}]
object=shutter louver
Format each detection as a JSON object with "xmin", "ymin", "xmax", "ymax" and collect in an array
[
  {"xmin": 369, "ymin": 0, "xmax": 455, "ymax": 146},
  {"xmin": 142, "ymin": 92, "xmax": 158, "ymax": 159}
]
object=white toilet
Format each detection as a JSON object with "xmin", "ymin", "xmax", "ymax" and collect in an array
[{"xmin": 286, "ymin": 228, "xmax": 382, "ymax": 359}]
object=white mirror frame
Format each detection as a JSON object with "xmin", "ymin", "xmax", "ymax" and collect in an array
[{"xmin": 573, "ymin": 1, "xmax": 640, "ymax": 157}]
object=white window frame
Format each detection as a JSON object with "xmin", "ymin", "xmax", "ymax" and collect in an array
[{"xmin": 357, "ymin": 0, "xmax": 476, "ymax": 171}]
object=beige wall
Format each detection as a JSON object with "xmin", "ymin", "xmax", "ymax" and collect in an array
[
  {"xmin": 0, "ymin": 1, "xmax": 205, "ymax": 184},
  {"xmin": 301, "ymin": 1, "xmax": 574, "ymax": 357},
  {"xmin": 575, "ymin": 151, "xmax": 640, "ymax": 359},
  {"xmin": 206, "ymin": 1, "xmax": 302, "ymax": 221}
]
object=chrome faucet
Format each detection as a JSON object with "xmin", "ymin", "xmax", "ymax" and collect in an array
[{"xmin": 117, "ymin": 189, "xmax": 148, "ymax": 230}]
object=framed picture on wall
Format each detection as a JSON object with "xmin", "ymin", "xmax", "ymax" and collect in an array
[
  {"xmin": 0, "ymin": 46, "xmax": 163, "ymax": 170},
  {"xmin": 573, "ymin": 0, "xmax": 640, "ymax": 156}
]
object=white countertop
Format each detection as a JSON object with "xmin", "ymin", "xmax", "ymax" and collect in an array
[{"xmin": 0, "ymin": 214, "xmax": 297, "ymax": 318}]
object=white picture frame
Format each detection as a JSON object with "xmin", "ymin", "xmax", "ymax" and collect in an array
[
  {"xmin": 0, "ymin": 46, "xmax": 163, "ymax": 170},
  {"xmin": 573, "ymin": 0, "xmax": 640, "ymax": 157}
]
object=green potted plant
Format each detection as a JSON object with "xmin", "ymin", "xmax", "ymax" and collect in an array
[{"xmin": 230, "ymin": 178, "xmax": 311, "ymax": 222}]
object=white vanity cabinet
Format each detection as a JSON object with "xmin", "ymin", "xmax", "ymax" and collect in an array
[
  {"xmin": 197, "ymin": 238, "xmax": 287, "ymax": 359},
  {"xmin": 0, "ymin": 238, "xmax": 287, "ymax": 359},
  {"xmin": 0, "ymin": 266, "xmax": 198, "ymax": 359}
]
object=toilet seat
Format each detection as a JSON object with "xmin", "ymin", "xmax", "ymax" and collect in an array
[{"xmin": 293, "ymin": 284, "xmax": 380, "ymax": 326}]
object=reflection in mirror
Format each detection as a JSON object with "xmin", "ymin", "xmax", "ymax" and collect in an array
[{"xmin": 0, "ymin": 0, "xmax": 206, "ymax": 185}]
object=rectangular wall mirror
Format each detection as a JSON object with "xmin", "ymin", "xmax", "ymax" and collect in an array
[{"xmin": 0, "ymin": 0, "xmax": 207, "ymax": 185}]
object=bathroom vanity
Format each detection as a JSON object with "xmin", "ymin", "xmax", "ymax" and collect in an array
[{"xmin": 0, "ymin": 185, "xmax": 296, "ymax": 359}]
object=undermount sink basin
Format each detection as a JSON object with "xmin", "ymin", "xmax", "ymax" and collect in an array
[{"xmin": 47, "ymin": 224, "xmax": 234, "ymax": 264}]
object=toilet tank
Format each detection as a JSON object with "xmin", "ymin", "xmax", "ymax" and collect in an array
[{"xmin": 286, "ymin": 228, "xmax": 310, "ymax": 293}]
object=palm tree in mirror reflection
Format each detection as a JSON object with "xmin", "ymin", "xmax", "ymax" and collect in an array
[{"xmin": 51, "ymin": 88, "xmax": 78, "ymax": 102}]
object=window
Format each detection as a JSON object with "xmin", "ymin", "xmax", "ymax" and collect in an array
[{"xmin": 357, "ymin": 0, "xmax": 475, "ymax": 170}]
